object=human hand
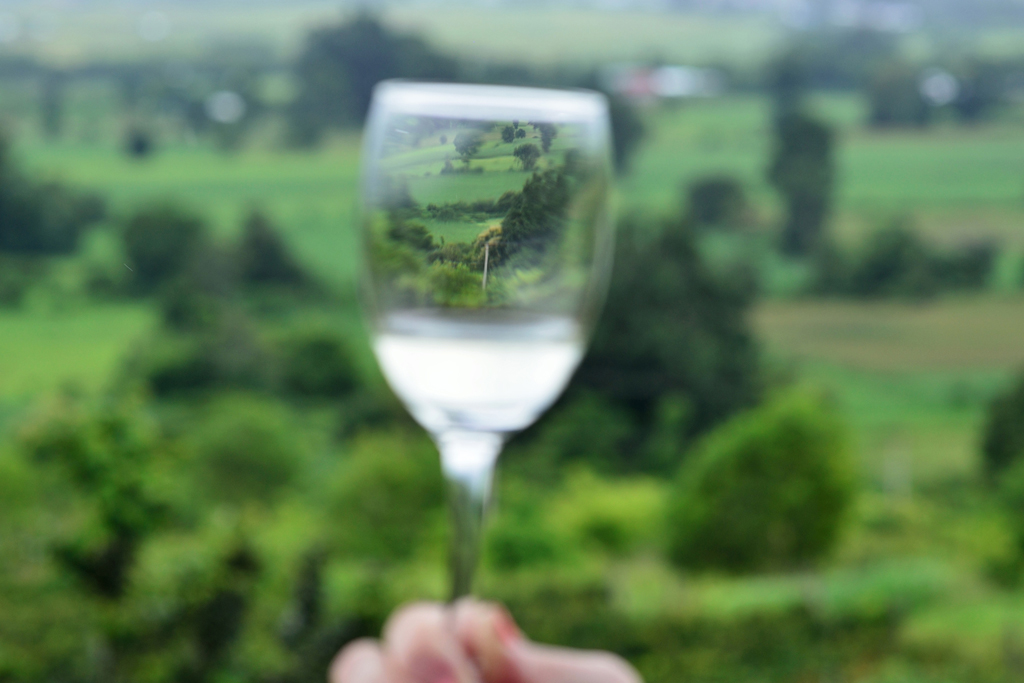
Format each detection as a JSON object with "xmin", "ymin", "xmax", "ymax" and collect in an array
[{"xmin": 330, "ymin": 599, "xmax": 641, "ymax": 683}]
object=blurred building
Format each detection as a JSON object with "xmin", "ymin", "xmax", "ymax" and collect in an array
[{"xmin": 600, "ymin": 64, "xmax": 724, "ymax": 102}]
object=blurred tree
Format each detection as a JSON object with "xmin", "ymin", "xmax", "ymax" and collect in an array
[
  {"xmin": 288, "ymin": 14, "xmax": 459, "ymax": 145},
  {"xmin": 502, "ymin": 125, "xmax": 516, "ymax": 143},
  {"xmin": 813, "ymin": 218, "xmax": 995, "ymax": 299},
  {"xmin": 537, "ymin": 123, "xmax": 558, "ymax": 153},
  {"xmin": 572, "ymin": 215, "xmax": 761, "ymax": 472},
  {"xmin": 868, "ymin": 63, "xmax": 930, "ymax": 128},
  {"xmin": 39, "ymin": 70, "xmax": 65, "ymax": 140},
  {"xmin": 238, "ymin": 210, "xmax": 308, "ymax": 287},
  {"xmin": 515, "ymin": 127, "xmax": 527, "ymax": 139},
  {"xmin": 124, "ymin": 125, "xmax": 155, "ymax": 159},
  {"xmin": 0, "ymin": 132, "xmax": 106, "ymax": 255},
  {"xmin": 453, "ymin": 129, "xmax": 483, "ymax": 165},
  {"xmin": 122, "ymin": 203, "xmax": 207, "ymax": 294},
  {"xmin": 501, "ymin": 168, "xmax": 570, "ymax": 253},
  {"xmin": 513, "ymin": 143, "xmax": 541, "ymax": 171},
  {"xmin": 280, "ymin": 328, "xmax": 359, "ymax": 399},
  {"xmin": 767, "ymin": 113, "xmax": 836, "ymax": 256},
  {"xmin": 846, "ymin": 220, "xmax": 937, "ymax": 299},
  {"xmin": 329, "ymin": 430, "xmax": 445, "ymax": 563},
  {"xmin": 954, "ymin": 61, "xmax": 1005, "ymax": 124},
  {"xmin": 983, "ymin": 373, "xmax": 1024, "ymax": 481},
  {"xmin": 607, "ymin": 95, "xmax": 646, "ymax": 174},
  {"xmin": 767, "ymin": 51, "xmax": 806, "ymax": 120},
  {"xmin": 667, "ymin": 390, "xmax": 853, "ymax": 573},
  {"xmin": 19, "ymin": 398, "xmax": 170, "ymax": 599},
  {"xmin": 687, "ymin": 175, "xmax": 748, "ymax": 227},
  {"xmin": 189, "ymin": 395, "xmax": 304, "ymax": 506}
]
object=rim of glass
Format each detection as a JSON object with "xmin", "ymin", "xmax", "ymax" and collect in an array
[{"xmin": 369, "ymin": 80, "xmax": 609, "ymax": 122}]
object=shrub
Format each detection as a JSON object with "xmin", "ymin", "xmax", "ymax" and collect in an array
[
  {"xmin": 238, "ymin": 210, "xmax": 308, "ymax": 287},
  {"xmin": 328, "ymin": 430, "xmax": 445, "ymax": 563},
  {"xmin": 129, "ymin": 319, "xmax": 271, "ymax": 397},
  {"xmin": 667, "ymin": 390, "xmax": 854, "ymax": 574},
  {"xmin": 18, "ymin": 397, "xmax": 169, "ymax": 598},
  {"xmin": 486, "ymin": 486, "xmax": 565, "ymax": 571},
  {"xmin": 982, "ymin": 373, "xmax": 1024, "ymax": 480},
  {"xmin": 574, "ymin": 215, "xmax": 761, "ymax": 470},
  {"xmin": 687, "ymin": 176, "xmax": 748, "ymax": 227},
  {"xmin": 123, "ymin": 203, "xmax": 208, "ymax": 294},
  {"xmin": 868, "ymin": 62, "xmax": 930, "ymax": 128},
  {"xmin": 767, "ymin": 113, "xmax": 836, "ymax": 256},
  {"xmin": 188, "ymin": 395, "xmax": 303, "ymax": 506},
  {"xmin": 279, "ymin": 328, "xmax": 359, "ymax": 399},
  {"xmin": 549, "ymin": 469, "xmax": 666, "ymax": 556},
  {"xmin": 0, "ymin": 255, "xmax": 44, "ymax": 307},
  {"xmin": 847, "ymin": 222, "xmax": 937, "ymax": 298},
  {"xmin": 814, "ymin": 220, "xmax": 998, "ymax": 299},
  {"xmin": 0, "ymin": 133, "xmax": 106, "ymax": 255}
]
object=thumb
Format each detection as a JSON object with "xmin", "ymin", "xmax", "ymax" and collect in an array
[{"xmin": 452, "ymin": 599, "xmax": 641, "ymax": 683}]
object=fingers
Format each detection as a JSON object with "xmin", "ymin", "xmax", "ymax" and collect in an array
[
  {"xmin": 452, "ymin": 599, "xmax": 522, "ymax": 683},
  {"xmin": 331, "ymin": 639, "xmax": 387, "ymax": 683},
  {"xmin": 452, "ymin": 599, "xmax": 642, "ymax": 683},
  {"xmin": 383, "ymin": 602, "xmax": 480, "ymax": 683},
  {"xmin": 510, "ymin": 643, "xmax": 642, "ymax": 683}
]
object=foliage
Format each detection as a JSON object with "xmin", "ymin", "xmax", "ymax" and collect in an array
[
  {"xmin": 238, "ymin": 210, "xmax": 308, "ymax": 288},
  {"xmin": 279, "ymin": 327, "xmax": 359, "ymax": 399},
  {"xmin": 813, "ymin": 219, "xmax": 997, "ymax": 299},
  {"xmin": 18, "ymin": 397, "xmax": 171, "ymax": 599},
  {"xmin": 574, "ymin": 215, "xmax": 761, "ymax": 472},
  {"xmin": 122, "ymin": 203, "xmax": 208, "ymax": 294},
  {"xmin": 767, "ymin": 112, "xmax": 835, "ymax": 256},
  {"xmin": 453, "ymin": 129, "xmax": 484, "ymax": 163},
  {"xmin": 667, "ymin": 390, "xmax": 854, "ymax": 574},
  {"xmin": 982, "ymin": 372, "xmax": 1024, "ymax": 481},
  {"xmin": 287, "ymin": 14, "xmax": 458, "ymax": 144},
  {"xmin": 607, "ymin": 95, "xmax": 646, "ymax": 174},
  {"xmin": 513, "ymin": 142, "xmax": 542, "ymax": 171},
  {"xmin": 501, "ymin": 168, "xmax": 571, "ymax": 252},
  {"xmin": 188, "ymin": 394, "xmax": 304, "ymax": 506},
  {"xmin": 687, "ymin": 175, "xmax": 749, "ymax": 227},
  {"xmin": 501, "ymin": 125, "xmax": 515, "ymax": 144},
  {"xmin": 868, "ymin": 63, "xmax": 930, "ymax": 128},
  {"xmin": 328, "ymin": 430, "xmax": 445, "ymax": 563},
  {"xmin": 0, "ymin": 132, "xmax": 105, "ymax": 255},
  {"xmin": 536, "ymin": 122, "xmax": 558, "ymax": 153}
]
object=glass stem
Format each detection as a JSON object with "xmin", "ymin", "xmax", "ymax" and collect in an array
[{"xmin": 436, "ymin": 430, "xmax": 503, "ymax": 601}]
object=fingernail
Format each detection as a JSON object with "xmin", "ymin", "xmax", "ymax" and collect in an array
[{"xmin": 408, "ymin": 654, "xmax": 458, "ymax": 683}]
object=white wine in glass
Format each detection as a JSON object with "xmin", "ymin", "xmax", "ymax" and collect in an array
[{"xmin": 359, "ymin": 82, "xmax": 614, "ymax": 598}]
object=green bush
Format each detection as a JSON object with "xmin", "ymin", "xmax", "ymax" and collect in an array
[
  {"xmin": 575, "ymin": 215, "xmax": 761, "ymax": 468},
  {"xmin": 279, "ymin": 328, "xmax": 359, "ymax": 399},
  {"xmin": 982, "ymin": 372, "xmax": 1024, "ymax": 480},
  {"xmin": 549, "ymin": 469, "xmax": 666, "ymax": 556},
  {"xmin": 238, "ymin": 210, "xmax": 308, "ymax": 287},
  {"xmin": 188, "ymin": 395, "xmax": 304, "ymax": 506},
  {"xmin": 667, "ymin": 390, "xmax": 854, "ymax": 574},
  {"xmin": 328, "ymin": 430, "xmax": 445, "ymax": 563},
  {"xmin": 122, "ymin": 203, "xmax": 208, "ymax": 294},
  {"xmin": 687, "ymin": 175, "xmax": 749, "ymax": 227},
  {"xmin": 995, "ymin": 459, "xmax": 1024, "ymax": 584}
]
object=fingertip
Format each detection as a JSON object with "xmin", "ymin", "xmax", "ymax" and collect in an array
[
  {"xmin": 330, "ymin": 639, "xmax": 386, "ymax": 683},
  {"xmin": 382, "ymin": 601, "xmax": 478, "ymax": 683},
  {"xmin": 512, "ymin": 642, "xmax": 642, "ymax": 683}
]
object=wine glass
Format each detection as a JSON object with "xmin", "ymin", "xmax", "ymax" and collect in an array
[{"xmin": 358, "ymin": 81, "xmax": 614, "ymax": 599}]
